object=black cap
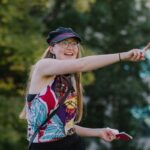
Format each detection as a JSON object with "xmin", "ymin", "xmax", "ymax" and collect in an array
[{"xmin": 46, "ymin": 27, "xmax": 81, "ymax": 45}]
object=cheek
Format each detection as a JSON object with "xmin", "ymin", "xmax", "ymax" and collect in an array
[
  {"xmin": 76, "ymin": 49, "xmax": 80, "ymax": 57},
  {"xmin": 56, "ymin": 51, "xmax": 66, "ymax": 59},
  {"xmin": 53, "ymin": 47, "xmax": 64, "ymax": 57},
  {"xmin": 55, "ymin": 52, "xmax": 63, "ymax": 58}
]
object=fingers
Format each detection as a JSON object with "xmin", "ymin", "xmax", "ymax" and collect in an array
[
  {"xmin": 130, "ymin": 49, "xmax": 143, "ymax": 61},
  {"xmin": 127, "ymin": 43, "xmax": 150, "ymax": 62},
  {"xmin": 106, "ymin": 127, "xmax": 119, "ymax": 134},
  {"xmin": 143, "ymin": 43, "xmax": 150, "ymax": 53},
  {"xmin": 104, "ymin": 128, "xmax": 118, "ymax": 141}
]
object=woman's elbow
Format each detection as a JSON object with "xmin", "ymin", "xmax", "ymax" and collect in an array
[{"xmin": 75, "ymin": 59, "xmax": 85, "ymax": 72}]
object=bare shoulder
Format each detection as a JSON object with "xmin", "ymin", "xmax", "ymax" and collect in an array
[
  {"xmin": 29, "ymin": 72, "xmax": 54, "ymax": 94},
  {"xmin": 34, "ymin": 58, "xmax": 56, "ymax": 76},
  {"xmin": 35, "ymin": 58, "xmax": 54, "ymax": 69}
]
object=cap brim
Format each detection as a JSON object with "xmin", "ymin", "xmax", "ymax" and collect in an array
[{"xmin": 50, "ymin": 33, "xmax": 81, "ymax": 44}]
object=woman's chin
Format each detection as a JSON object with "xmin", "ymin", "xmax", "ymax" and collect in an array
[{"xmin": 61, "ymin": 55, "xmax": 76, "ymax": 60}]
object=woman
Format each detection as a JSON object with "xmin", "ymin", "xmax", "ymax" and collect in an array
[{"xmin": 20, "ymin": 27, "xmax": 149, "ymax": 150}]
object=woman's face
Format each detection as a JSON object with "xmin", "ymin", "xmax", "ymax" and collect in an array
[{"xmin": 51, "ymin": 38, "xmax": 79, "ymax": 60}]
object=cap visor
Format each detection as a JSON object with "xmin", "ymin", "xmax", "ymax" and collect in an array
[{"xmin": 51, "ymin": 33, "xmax": 81, "ymax": 43}]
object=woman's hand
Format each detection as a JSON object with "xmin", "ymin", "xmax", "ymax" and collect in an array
[
  {"xmin": 98, "ymin": 127, "xmax": 119, "ymax": 142},
  {"xmin": 120, "ymin": 43, "xmax": 150, "ymax": 62}
]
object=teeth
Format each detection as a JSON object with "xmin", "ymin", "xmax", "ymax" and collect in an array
[{"xmin": 65, "ymin": 53, "xmax": 73, "ymax": 55}]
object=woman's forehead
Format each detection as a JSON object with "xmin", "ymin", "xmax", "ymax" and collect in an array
[{"xmin": 63, "ymin": 38, "xmax": 78, "ymax": 42}]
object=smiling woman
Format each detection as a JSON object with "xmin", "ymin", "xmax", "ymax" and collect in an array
[
  {"xmin": 19, "ymin": 27, "xmax": 149, "ymax": 150},
  {"xmin": 50, "ymin": 38, "xmax": 79, "ymax": 60}
]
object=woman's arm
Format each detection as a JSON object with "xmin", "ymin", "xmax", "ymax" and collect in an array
[
  {"xmin": 74, "ymin": 125, "xmax": 119, "ymax": 142},
  {"xmin": 35, "ymin": 48, "xmax": 146, "ymax": 77}
]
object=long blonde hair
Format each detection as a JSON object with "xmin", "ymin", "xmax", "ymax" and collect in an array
[{"xmin": 19, "ymin": 45, "xmax": 83, "ymax": 123}]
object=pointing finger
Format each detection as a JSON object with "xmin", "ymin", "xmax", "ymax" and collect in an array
[{"xmin": 143, "ymin": 43, "xmax": 150, "ymax": 52}]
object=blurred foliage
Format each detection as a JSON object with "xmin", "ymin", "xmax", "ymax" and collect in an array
[
  {"xmin": 0, "ymin": 96, "xmax": 27, "ymax": 150},
  {"xmin": 0, "ymin": 0, "xmax": 150, "ymax": 150},
  {"xmin": 0, "ymin": 0, "xmax": 46, "ymax": 96}
]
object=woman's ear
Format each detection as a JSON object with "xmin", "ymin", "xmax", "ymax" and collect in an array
[
  {"xmin": 48, "ymin": 46, "xmax": 56, "ymax": 59},
  {"xmin": 48, "ymin": 46, "xmax": 54, "ymax": 54}
]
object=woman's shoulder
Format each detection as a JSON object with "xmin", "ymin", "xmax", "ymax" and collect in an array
[
  {"xmin": 29, "ymin": 75, "xmax": 55, "ymax": 94},
  {"xmin": 35, "ymin": 58, "xmax": 55, "ymax": 67}
]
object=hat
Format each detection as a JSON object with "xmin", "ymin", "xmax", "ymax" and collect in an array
[{"xmin": 46, "ymin": 27, "xmax": 82, "ymax": 45}]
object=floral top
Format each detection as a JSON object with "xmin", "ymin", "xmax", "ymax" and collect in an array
[{"xmin": 26, "ymin": 76, "xmax": 78, "ymax": 143}]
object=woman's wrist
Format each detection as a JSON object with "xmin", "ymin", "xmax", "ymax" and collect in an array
[
  {"xmin": 84, "ymin": 128, "xmax": 102, "ymax": 137},
  {"xmin": 118, "ymin": 53, "xmax": 122, "ymax": 62},
  {"xmin": 74, "ymin": 125, "xmax": 100, "ymax": 137},
  {"xmin": 93, "ymin": 128, "xmax": 105, "ymax": 138},
  {"xmin": 118, "ymin": 52, "xmax": 127, "ymax": 61}
]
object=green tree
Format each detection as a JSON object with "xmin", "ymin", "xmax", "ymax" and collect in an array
[
  {"xmin": 0, "ymin": 0, "xmax": 47, "ymax": 96},
  {"xmin": 0, "ymin": 0, "xmax": 47, "ymax": 150}
]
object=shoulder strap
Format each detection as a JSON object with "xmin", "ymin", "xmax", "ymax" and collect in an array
[{"xmin": 28, "ymin": 75, "xmax": 74, "ymax": 150}]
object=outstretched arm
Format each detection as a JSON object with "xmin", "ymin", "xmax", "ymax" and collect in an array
[{"xmin": 35, "ymin": 43, "xmax": 150, "ymax": 77}]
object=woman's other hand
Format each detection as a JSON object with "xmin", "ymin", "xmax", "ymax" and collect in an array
[{"xmin": 98, "ymin": 127, "xmax": 119, "ymax": 142}]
